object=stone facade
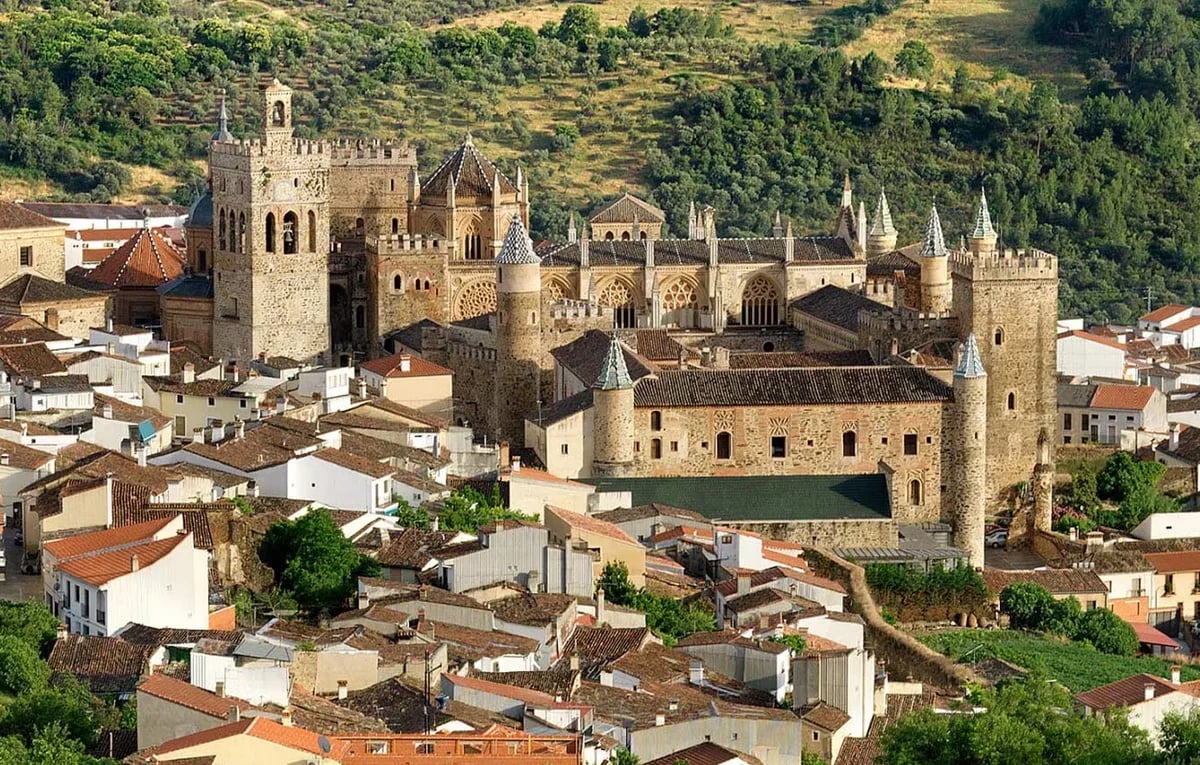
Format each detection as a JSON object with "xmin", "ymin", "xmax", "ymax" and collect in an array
[
  {"xmin": 0, "ymin": 222, "xmax": 65, "ymax": 284},
  {"xmin": 495, "ymin": 258, "xmax": 542, "ymax": 447}
]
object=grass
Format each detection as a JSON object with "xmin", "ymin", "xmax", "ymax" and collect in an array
[
  {"xmin": 921, "ymin": 629, "xmax": 1200, "ymax": 693},
  {"xmin": 843, "ymin": 0, "xmax": 1086, "ymax": 97}
]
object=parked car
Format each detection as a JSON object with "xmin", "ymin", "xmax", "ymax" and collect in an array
[{"xmin": 985, "ymin": 529, "xmax": 1009, "ymax": 548}]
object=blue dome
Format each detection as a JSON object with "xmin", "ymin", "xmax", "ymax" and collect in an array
[{"xmin": 187, "ymin": 190, "xmax": 213, "ymax": 229}]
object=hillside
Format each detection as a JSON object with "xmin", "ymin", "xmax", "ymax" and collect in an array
[{"xmin": 3, "ymin": 0, "xmax": 1200, "ymax": 321}]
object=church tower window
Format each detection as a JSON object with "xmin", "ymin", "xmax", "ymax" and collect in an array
[
  {"xmin": 909, "ymin": 479, "xmax": 923, "ymax": 505},
  {"xmin": 308, "ymin": 211, "xmax": 316, "ymax": 252},
  {"xmin": 218, "ymin": 210, "xmax": 227, "ymax": 251},
  {"xmin": 272, "ymin": 100, "xmax": 286, "ymax": 127},
  {"xmin": 265, "ymin": 213, "xmax": 277, "ymax": 253},
  {"xmin": 282, "ymin": 211, "xmax": 298, "ymax": 254}
]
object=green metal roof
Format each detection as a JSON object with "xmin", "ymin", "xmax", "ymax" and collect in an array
[{"xmin": 580, "ymin": 474, "xmax": 891, "ymax": 522}]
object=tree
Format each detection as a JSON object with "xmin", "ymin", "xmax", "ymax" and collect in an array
[
  {"xmin": 0, "ymin": 603, "xmax": 60, "ymax": 658},
  {"xmin": 434, "ymin": 487, "xmax": 536, "ymax": 534},
  {"xmin": 1160, "ymin": 709, "xmax": 1200, "ymax": 765},
  {"xmin": 627, "ymin": 6, "xmax": 651, "ymax": 37},
  {"xmin": 597, "ymin": 561, "xmax": 638, "ymax": 607},
  {"xmin": 0, "ymin": 676, "xmax": 102, "ymax": 748},
  {"xmin": 258, "ymin": 509, "xmax": 381, "ymax": 615},
  {"xmin": 894, "ymin": 40, "xmax": 934, "ymax": 78},
  {"xmin": 999, "ymin": 582, "xmax": 1056, "ymax": 630},
  {"xmin": 558, "ymin": 5, "xmax": 601, "ymax": 45},
  {"xmin": 0, "ymin": 636, "xmax": 50, "ymax": 695},
  {"xmin": 1073, "ymin": 607, "xmax": 1138, "ymax": 656},
  {"xmin": 393, "ymin": 501, "xmax": 431, "ymax": 529},
  {"xmin": 610, "ymin": 750, "xmax": 639, "ymax": 765}
]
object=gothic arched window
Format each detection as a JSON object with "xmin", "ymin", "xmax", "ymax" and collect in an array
[
  {"xmin": 842, "ymin": 431, "xmax": 857, "ymax": 457},
  {"xmin": 218, "ymin": 210, "xmax": 227, "ymax": 252},
  {"xmin": 716, "ymin": 432, "xmax": 732, "ymax": 460},
  {"xmin": 282, "ymin": 211, "xmax": 298, "ymax": 254},
  {"xmin": 238, "ymin": 213, "xmax": 245, "ymax": 253},
  {"xmin": 740, "ymin": 276, "xmax": 780, "ymax": 326},
  {"xmin": 307, "ymin": 211, "xmax": 316, "ymax": 252},
  {"xmin": 599, "ymin": 280, "xmax": 636, "ymax": 329},
  {"xmin": 909, "ymin": 479, "xmax": 923, "ymax": 505},
  {"xmin": 265, "ymin": 213, "xmax": 277, "ymax": 253}
]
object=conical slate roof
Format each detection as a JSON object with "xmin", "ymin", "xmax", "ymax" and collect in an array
[
  {"xmin": 919, "ymin": 204, "xmax": 947, "ymax": 259},
  {"xmin": 593, "ymin": 334, "xmax": 633, "ymax": 390},
  {"xmin": 970, "ymin": 188, "xmax": 996, "ymax": 239},
  {"xmin": 868, "ymin": 188, "xmax": 896, "ymax": 237},
  {"xmin": 211, "ymin": 95, "xmax": 233, "ymax": 143},
  {"xmin": 421, "ymin": 134, "xmax": 518, "ymax": 198},
  {"xmin": 955, "ymin": 333, "xmax": 986, "ymax": 378},
  {"xmin": 494, "ymin": 215, "xmax": 539, "ymax": 265}
]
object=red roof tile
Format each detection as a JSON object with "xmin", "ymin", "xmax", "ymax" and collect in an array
[
  {"xmin": 1089, "ymin": 384, "xmax": 1157, "ymax": 411},
  {"xmin": 1057, "ymin": 329, "xmax": 1126, "ymax": 352},
  {"xmin": 444, "ymin": 672, "xmax": 556, "ymax": 706},
  {"xmin": 1128, "ymin": 620, "xmax": 1178, "ymax": 648},
  {"xmin": 546, "ymin": 506, "xmax": 637, "ymax": 544},
  {"xmin": 1141, "ymin": 304, "xmax": 1191, "ymax": 323},
  {"xmin": 87, "ymin": 227, "xmax": 186, "ymax": 288},
  {"xmin": 1144, "ymin": 551, "xmax": 1200, "ymax": 573},
  {"xmin": 360, "ymin": 352, "xmax": 452, "ymax": 379},
  {"xmin": 56, "ymin": 534, "xmax": 189, "ymax": 585},
  {"xmin": 138, "ymin": 673, "xmax": 252, "ymax": 719},
  {"xmin": 1076, "ymin": 673, "xmax": 1184, "ymax": 710},
  {"xmin": 43, "ymin": 516, "xmax": 175, "ymax": 560},
  {"xmin": 0, "ymin": 200, "xmax": 61, "ymax": 231},
  {"xmin": 1166, "ymin": 317, "xmax": 1200, "ymax": 333}
]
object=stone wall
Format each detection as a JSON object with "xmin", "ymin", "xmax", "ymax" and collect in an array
[
  {"xmin": 722, "ymin": 518, "xmax": 897, "ymax": 548},
  {"xmin": 0, "ymin": 227, "xmax": 65, "ymax": 283},
  {"xmin": 805, "ymin": 547, "xmax": 980, "ymax": 689}
]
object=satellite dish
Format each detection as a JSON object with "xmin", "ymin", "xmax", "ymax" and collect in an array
[{"xmin": 318, "ymin": 735, "xmax": 332, "ymax": 754}]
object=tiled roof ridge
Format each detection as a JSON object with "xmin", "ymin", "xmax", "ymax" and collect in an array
[{"xmin": 44, "ymin": 515, "xmax": 177, "ymax": 560}]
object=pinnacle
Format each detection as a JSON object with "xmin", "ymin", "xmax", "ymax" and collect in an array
[
  {"xmin": 955, "ymin": 333, "xmax": 987, "ymax": 378},
  {"xmin": 495, "ymin": 214, "xmax": 539, "ymax": 265},
  {"xmin": 919, "ymin": 203, "xmax": 947, "ymax": 258},
  {"xmin": 970, "ymin": 187, "xmax": 997, "ymax": 239},
  {"xmin": 211, "ymin": 91, "xmax": 233, "ymax": 143},
  {"xmin": 594, "ymin": 333, "xmax": 633, "ymax": 390},
  {"xmin": 868, "ymin": 187, "xmax": 896, "ymax": 237}
]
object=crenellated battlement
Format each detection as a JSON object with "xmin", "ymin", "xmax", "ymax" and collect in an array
[
  {"xmin": 950, "ymin": 248, "xmax": 1057, "ymax": 281},
  {"xmin": 211, "ymin": 138, "xmax": 328, "ymax": 159},
  {"xmin": 368, "ymin": 232, "xmax": 446, "ymax": 254},
  {"xmin": 549, "ymin": 299, "xmax": 611, "ymax": 320},
  {"xmin": 858, "ymin": 308, "xmax": 958, "ymax": 337},
  {"xmin": 330, "ymin": 139, "xmax": 417, "ymax": 164}
]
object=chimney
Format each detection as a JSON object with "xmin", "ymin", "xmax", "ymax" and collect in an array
[
  {"xmin": 1085, "ymin": 530, "xmax": 1104, "ymax": 553},
  {"xmin": 399, "ymin": 354, "xmax": 412, "ymax": 373},
  {"xmin": 101, "ymin": 403, "xmax": 113, "ymax": 419},
  {"xmin": 182, "ymin": 363, "xmax": 195, "ymax": 384},
  {"xmin": 0, "ymin": 454, "xmax": 9, "ymax": 467},
  {"xmin": 356, "ymin": 377, "xmax": 367, "ymax": 399},
  {"xmin": 499, "ymin": 441, "xmax": 511, "ymax": 472},
  {"xmin": 430, "ymin": 516, "xmax": 439, "ymax": 532},
  {"xmin": 56, "ymin": 623, "xmax": 67, "ymax": 641},
  {"xmin": 890, "ymin": 337, "xmax": 899, "ymax": 357},
  {"xmin": 654, "ymin": 713, "xmax": 665, "ymax": 727},
  {"xmin": 214, "ymin": 681, "xmax": 226, "ymax": 698},
  {"xmin": 227, "ymin": 705, "xmax": 240, "ymax": 722},
  {"xmin": 597, "ymin": 586, "xmax": 606, "ymax": 624},
  {"xmin": 337, "ymin": 680, "xmax": 348, "ymax": 701},
  {"xmin": 511, "ymin": 456, "xmax": 521, "ymax": 472},
  {"xmin": 1069, "ymin": 527, "xmax": 1079, "ymax": 542},
  {"xmin": 106, "ymin": 317, "xmax": 113, "ymax": 332},
  {"xmin": 1173, "ymin": 665, "xmax": 1182, "ymax": 685},
  {"xmin": 737, "ymin": 571, "xmax": 752, "ymax": 596},
  {"xmin": 280, "ymin": 706, "xmax": 293, "ymax": 727},
  {"xmin": 106, "ymin": 342, "xmax": 116, "ymax": 357},
  {"xmin": 235, "ymin": 419, "xmax": 245, "ymax": 439},
  {"xmin": 357, "ymin": 591, "xmax": 370, "ymax": 610},
  {"xmin": 1170, "ymin": 423, "xmax": 1181, "ymax": 451},
  {"xmin": 570, "ymin": 655, "xmax": 580, "ymax": 671},
  {"xmin": 1145, "ymin": 684, "xmax": 1156, "ymax": 702},
  {"xmin": 130, "ymin": 552, "xmax": 139, "ymax": 572},
  {"xmin": 134, "ymin": 445, "xmax": 146, "ymax": 467},
  {"xmin": 689, "ymin": 660, "xmax": 704, "ymax": 686},
  {"xmin": 44, "ymin": 308, "xmax": 58, "ymax": 331}
]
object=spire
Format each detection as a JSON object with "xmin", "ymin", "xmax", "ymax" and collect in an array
[
  {"xmin": 841, "ymin": 171, "xmax": 853, "ymax": 209},
  {"xmin": 955, "ymin": 333, "xmax": 986, "ymax": 378},
  {"xmin": 495, "ymin": 214, "xmax": 539, "ymax": 264},
  {"xmin": 772, "ymin": 211, "xmax": 783, "ymax": 238},
  {"xmin": 594, "ymin": 333, "xmax": 633, "ymax": 390},
  {"xmin": 688, "ymin": 201, "xmax": 697, "ymax": 239},
  {"xmin": 868, "ymin": 187, "xmax": 896, "ymax": 237},
  {"xmin": 464, "ymin": 131, "xmax": 474, "ymax": 147},
  {"xmin": 919, "ymin": 203, "xmax": 947, "ymax": 258},
  {"xmin": 211, "ymin": 90, "xmax": 233, "ymax": 143},
  {"xmin": 970, "ymin": 187, "xmax": 996, "ymax": 239},
  {"xmin": 567, "ymin": 212, "xmax": 577, "ymax": 244}
]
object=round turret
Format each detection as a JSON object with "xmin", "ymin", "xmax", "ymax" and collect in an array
[
  {"xmin": 950, "ymin": 333, "xmax": 988, "ymax": 568},
  {"xmin": 494, "ymin": 215, "xmax": 542, "ymax": 447},
  {"xmin": 591, "ymin": 334, "xmax": 635, "ymax": 477}
]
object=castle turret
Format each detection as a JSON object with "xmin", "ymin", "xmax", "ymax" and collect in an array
[
  {"xmin": 918, "ymin": 204, "xmax": 951, "ymax": 315},
  {"xmin": 211, "ymin": 90, "xmax": 233, "ymax": 143},
  {"xmin": 967, "ymin": 187, "xmax": 998, "ymax": 256},
  {"xmin": 494, "ymin": 214, "xmax": 542, "ymax": 448},
  {"xmin": 951, "ymin": 333, "xmax": 988, "ymax": 568},
  {"xmin": 867, "ymin": 187, "xmax": 898, "ymax": 256},
  {"xmin": 591, "ymin": 333, "xmax": 635, "ymax": 477}
]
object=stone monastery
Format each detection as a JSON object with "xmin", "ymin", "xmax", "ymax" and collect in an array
[{"xmin": 170, "ymin": 79, "xmax": 1060, "ymax": 566}]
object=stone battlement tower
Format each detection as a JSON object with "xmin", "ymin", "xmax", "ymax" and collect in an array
[{"xmin": 210, "ymin": 79, "xmax": 331, "ymax": 364}]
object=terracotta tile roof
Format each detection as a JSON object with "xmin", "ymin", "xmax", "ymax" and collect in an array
[
  {"xmin": 729, "ymin": 349, "xmax": 875, "ymax": 369},
  {"xmin": 0, "ymin": 200, "xmax": 61, "ymax": 230},
  {"xmin": 180, "ymin": 422, "xmax": 322, "ymax": 470},
  {"xmin": 336, "ymin": 429, "xmax": 449, "ymax": 468},
  {"xmin": 337, "ymin": 677, "xmax": 453, "ymax": 733},
  {"xmin": 633, "ymin": 366, "xmax": 952, "ymax": 408},
  {"xmin": 1076, "ymin": 673, "xmax": 1186, "ymax": 710},
  {"xmin": 559, "ymin": 626, "xmax": 651, "ymax": 670},
  {"xmin": 607, "ymin": 642, "xmax": 697, "ymax": 684},
  {"xmin": 1089, "ymin": 384, "xmax": 1158, "ymax": 411},
  {"xmin": 19, "ymin": 201, "xmax": 184, "ymax": 220},
  {"xmin": 170, "ymin": 346, "xmax": 220, "ymax": 377},
  {"xmin": 0, "ymin": 342, "xmax": 66, "ymax": 377},
  {"xmin": 314, "ymin": 448, "xmax": 395, "ymax": 479},
  {"xmin": 444, "ymin": 672, "xmax": 557, "ymax": 706},
  {"xmin": 422, "ymin": 137, "xmax": 518, "ymax": 198},
  {"xmin": 76, "ymin": 227, "xmax": 142, "ymax": 243},
  {"xmin": 589, "ymin": 193, "xmax": 666, "ymax": 225},
  {"xmin": 324, "ymin": 398, "xmax": 448, "ymax": 432},
  {"xmin": 510, "ymin": 467, "xmax": 590, "ymax": 488},
  {"xmin": 47, "ymin": 635, "xmax": 151, "ymax": 694},
  {"xmin": 550, "ymin": 330, "xmax": 654, "ymax": 388},
  {"xmin": 0, "ymin": 436, "xmax": 53, "ymax": 470},
  {"xmin": 373, "ymin": 529, "xmax": 458, "ymax": 568},
  {"xmin": 539, "ymin": 237, "xmax": 854, "ymax": 268},
  {"xmin": 138, "ymin": 673, "xmax": 252, "ymax": 719},
  {"xmin": 714, "ymin": 567, "xmax": 794, "ymax": 597},
  {"xmin": 56, "ymin": 533, "xmax": 189, "ymax": 585},
  {"xmin": 491, "ymin": 593, "xmax": 577, "ymax": 626},
  {"xmin": 837, "ymin": 690, "xmax": 946, "ymax": 765},
  {"xmin": 793, "ymin": 284, "xmax": 889, "ymax": 332},
  {"xmin": 1141, "ymin": 304, "xmax": 1191, "ymax": 323},
  {"xmin": 801, "ymin": 634, "xmax": 849, "ymax": 655},
  {"xmin": 472, "ymin": 668, "xmax": 578, "ymax": 698},
  {"xmin": 114, "ymin": 502, "xmax": 218, "ymax": 550},
  {"xmin": 644, "ymin": 742, "xmax": 757, "ymax": 765},
  {"xmin": 94, "ymin": 394, "xmax": 171, "ymax": 430},
  {"xmin": 360, "ymin": 352, "xmax": 451, "ymax": 379},
  {"xmin": 1129, "ymin": 620, "xmax": 1178, "ymax": 648},
  {"xmin": 148, "ymin": 716, "xmax": 337, "ymax": 758},
  {"xmin": 1144, "ymin": 550, "xmax": 1200, "ymax": 573},
  {"xmin": 43, "ymin": 516, "xmax": 175, "ymax": 559},
  {"xmin": 632, "ymin": 329, "xmax": 685, "ymax": 362},
  {"xmin": 573, "ymin": 679, "xmax": 795, "ymax": 729},
  {"xmin": 981, "ymin": 568, "xmax": 1107, "ymax": 595},
  {"xmin": 0, "ymin": 313, "xmax": 69, "ymax": 344},
  {"xmin": 427, "ymin": 621, "xmax": 538, "ymax": 663},
  {"xmin": 592, "ymin": 504, "xmax": 707, "ymax": 526},
  {"xmin": 1057, "ymin": 329, "xmax": 1126, "ymax": 351},
  {"xmin": 1166, "ymin": 317, "xmax": 1200, "ymax": 333},
  {"xmin": 546, "ymin": 506, "xmax": 637, "ymax": 544},
  {"xmin": 724, "ymin": 588, "xmax": 821, "ymax": 616},
  {"xmin": 113, "ymin": 623, "xmax": 243, "ymax": 647},
  {"xmin": 674, "ymin": 630, "xmax": 790, "ymax": 655},
  {"xmin": 801, "ymin": 701, "xmax": 850, "ymax": 732},
  {"xmin": 86, "ymin": 227, "xmax": 186, "ymax": 288},
  {"xmin": 267, "ymin": 685, "xmax": 389, "ymax": 736}
]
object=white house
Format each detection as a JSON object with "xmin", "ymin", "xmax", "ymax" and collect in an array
[
  {"xmin": 17, "ymin": 375, "xmax": 94, "ymax": 413},
  {"xmin": 675, "ymin": 631, "xmax": 792, "ymax": 703},
  {"xmin": 1077, "ymin": 671, "xmax": 1200, "ymax": 742},
  {"xmin": 43, "ymin": 514, "xmax": 209, "ymax": 636},
  {"xmin": 1139, "ymin": 305, "xmax": 1196, "ymax": 337},
  {"xmin": 1057, "ymin": 330, "xmax": 1129, "ymax": 380},
  {"xmin": 297, "ymin": 367, "xmax": 354, "ymax": 414},
  {"xmin": 1132, "ymin": 510, "xmax": 1200, "ymax": 541},
  {"xmin": 17, "ymin": 201, "xmax": 186, "ymax": 232},
  {"xmin": 0, "ymin": 436, "xmax": 54, "ymax": 522},
  {"xmin": 82, "ymin": 395, "xmax": 174, "ymax": 457}
]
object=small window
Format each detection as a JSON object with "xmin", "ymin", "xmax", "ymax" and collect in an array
[
  {"xmin": 1086, "ymin": 600, "xmax": 1097, "ymax": 610},
  {"xmin": 393, "ymin": 274, "xmax": 403, "ymax": 291},
  {"xmin": 909, "ymin": 479, "xmax": 922, "ymax": 505},
  {"xmin": 176, "ymin": 394, "xmax": 184, "ymax": 404},
  {"xmin": 651, "ymin": 438, "xmax": 662, "ymax": 459},
  {"xmin": 811, "ymin": 731, "xmax": 819, "ymax": 742},
  {"xmin": 1063, "ymin": 413, "xmax": 1072, "ymax": 430},
  {"xmin": 670, "ymin": 441, "xmax": 678, "ymax": 452},
  {"xmin": 842, "ymin": 431, "xmax": 857, "ymax": 457},
  {"xmin": 994, "ymin": 328, "xmax": 1004, "ymax": 345},
  {"xmin": 1007, "ymin": 392, "xmax": 1016, "ymax": 411},
  {"xmin": 881, "ymin": 436, "xmax": 889, "ymax": 445},
  {"xmin": 771, "ymin": 436, "xmax": 786, "ymax": 459},
  {"xmin": 716, "ymin": 432, "xmax": 732, "ymax": 460},
  {"xmin": 634, "ymin": 442, "xmax": 640, "ymax": 453},
  {"xmin": 720, "ymin": 535, "xmax": 733, "ymax": 544},
  {"xmin": 560, "ymin": 444, "xmax": 569, "ymax": 455},
  {"xmin": 904, "ymin": 433, "xmax": 918, "ymax": 455},
  {"xmin": 240, "ymin": 400, "xmax": 247, "ymax": 409},
  {"xmin": 650, "ymin": 411, "xmax": 662, "ymax": 431},
  {"xmin": 19, "ymin": 246, "xmax": 32, "ymax": 267},
  {"xmin": 207, "ymin": 397, "xmax": 215, "ymax": 406}
]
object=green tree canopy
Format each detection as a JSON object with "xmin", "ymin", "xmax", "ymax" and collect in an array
[
  {"xmin": 0, "ymin": 636, "xmax": 50, "ymax": 696},
  {"xmin": 259, "ymin": 509, "xmax": 381, "ymax": 614}
]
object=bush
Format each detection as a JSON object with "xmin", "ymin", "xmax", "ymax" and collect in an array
[
  {"xmin": 999, "ymin": 582, "xmax": 1137, "ymax": 655},
  {"xmin": 866, "ymin": 564, "xmax": 989, "ymax": 618},
  {"xmin": 0, "ymin": 636, "xmax": 49, "ymax": 696},
  {"xmin": 1074, "ymin": 608, "xmax": 1138, "ymax": 656}
]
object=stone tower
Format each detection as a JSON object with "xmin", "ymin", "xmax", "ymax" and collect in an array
[
  {"xmin": 918, "ymin": 204, "xmax": 951, "ymax": 315},
  {"xmin": 210, "ymin": 79, "xmax": 331, "ymax": 364},
  {"xmin": 950, "ymin": 333, "xmax": 988, "ymax": 568},
  {"xmin": 591, "ymin": 333, "xmax": 635, "ymax": 477},
  {"xmin": 494, "ymin": 214, "xmax": 542, "ymax": 447},
  {"xmin": 866, "ymin": 187, "xmax": 898, "ymax": 257},
  {"xmin": 951, "ymin": 191, "xmax": 1058, "ymax": 505}
]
